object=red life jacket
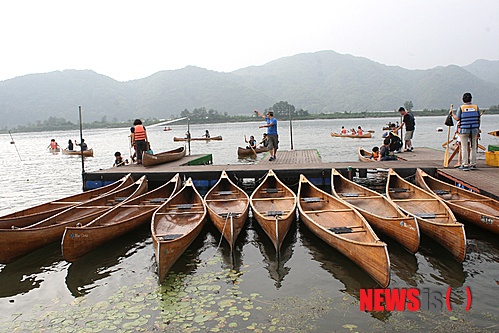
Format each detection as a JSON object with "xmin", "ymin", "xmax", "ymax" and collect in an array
[
  {"xmin": 134, "ymin": 125, "xmax": 146, "ymax": 141},
  {"xmin": 50, "ymin": 141, "xmax": 57, "ymax": 149}
]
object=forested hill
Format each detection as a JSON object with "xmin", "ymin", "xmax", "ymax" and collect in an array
[{"xmin": 1, "ymin": 50, "xmax": 498, "ymax": 127}]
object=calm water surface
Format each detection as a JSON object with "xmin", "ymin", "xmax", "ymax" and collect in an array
[{"xmin": 1, "ymin": 116, "xmax": 498, "ymax": 332}]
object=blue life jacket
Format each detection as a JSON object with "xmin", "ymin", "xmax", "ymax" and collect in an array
[{"xmin": 459, "ymin": 104, "xmax": 480, "ymax": 130}]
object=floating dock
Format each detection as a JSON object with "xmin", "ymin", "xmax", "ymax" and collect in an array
[{"xmin": 84, "ymin": 148, "xmax": 499, "ymax": 199}]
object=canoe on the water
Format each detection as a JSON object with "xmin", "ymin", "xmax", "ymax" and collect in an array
[
  {"xmin": 142, "ymin": 146, "xmax": 186, "ymax": 167},
  {"xmin": 237, "ymin": 146, "xmax": 269, "ymax": 158},
  {"xmin": 151, "ymin": 178, "xmax": 206, "ymax": 282},
  {"xmin": 250, "ymin": 169, "xmax": 297, "ymax": 252},
  {"xmin": 331, "ymin": 132, "xmax": 372, "ymax": 138},
  {"xmin": 0, "ymin": 176, "xmax": 148, "ymax": 263},
  {"xmin": 385, "ymin": 169, "xmax": 466, "ymax": 262},
  {"xmin": 358, "ymin": 147, "xmax": 376, "ymax": 162},
  {"xmin": 415, "ymin": 168, "xmax": 499, "ymax": 234},
  {"xmin": 63, "ymin": 148, "xmax": 94, "ymax": 157},
  {"xmin": 173, "ymin": 135, "xmax": 223, "ymax": 142},
  {"xmin": 204, "ymin": 170, "xmax": 249, "ymax": 250},
  {"xmin": 331, "ymin": 168, "xmax": 420, "ymax": 253},
  {"xmin": 0, "ymin": 174, "xmax": 134, "ymax": 229},
  {"xmin": 297, "ymin": 174, "xmax": 390, "ymax": 287},
  {"xmin": 62, "ymin": 174, "xmax": 181, "ymax": 262}
]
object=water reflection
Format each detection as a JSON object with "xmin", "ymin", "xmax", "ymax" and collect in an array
[
  {"xmin": 206, "ymin": 221, "xmax": 248, "ymax": 272},
  {"xmin": 385, "ymin": 240, "xmax": 420, "ymax": 287},
  {"xmin": 65, "ymin": 225, "xmax": 153, "ymax": 296},
  {"xmin": 251, "ymin": 217, "xmax": 296, "ymax": 289},
  {"xmin": 0, "ymin": 243, "xmax": 64, "ymax": 297}
]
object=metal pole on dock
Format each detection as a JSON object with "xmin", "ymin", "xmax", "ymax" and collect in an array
[
  {"xmin": 289, "ymin": 105, "xmax": 294, "ymax": 150},
  {"xmin": 187, "ymin": 118, "xmax": 191, "ymax": 155},
  {"xmin": 79, "ymin": 106, "xmax": 86, "ymax": 191}
]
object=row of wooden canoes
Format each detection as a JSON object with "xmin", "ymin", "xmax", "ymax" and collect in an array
[{"xmin": 1, "ymin": 168, "xmax": 497, "ymax": 288}]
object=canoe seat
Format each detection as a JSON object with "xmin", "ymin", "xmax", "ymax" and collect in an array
[
  {"xmin": 114, "ymin": 197, "xmax": 128, "ymax": 202},
  {"xmin": 415, "ymin": 213, "xmax": 436, "ymax": 219},
  {"xmin": 329, "ymin": 227, "xmax": 353, "ymax": 234},
  {"xmin": 177, "ymin": 204, "xmax": 194, "ymax": 209},
  {"xmin": 340, "ymin": 193, "xmax": 359, "ymax": 197},
  {"xmin": 389, "ymin": 188, "xmax": 409, "ymax": 193},
  {"xmin": 217, "ymin": 191, "xmax": 234, "ymax": 196},
  {"xmin": 150, "ymin": 198, "xmax": 169, "ymax": 203},
  {"xmin": 302, "ymin": 197, "xmax": 322, "ymax": 203},
  {"xmin": 265, "ymin": 188, "xmax": 280, "ymax": 194},
  {"xmin": 433, "ymin": 190, "xmax": 450, "ymax": 195},
  {"xmin": 158, "ymin": 234, "xmax": 183, "ymax": 241},
  {"xmin": 266, "ymin": 211, "xmax": 284, "ymax": 216},
  {"xmin": 218, "ymin": 212, "xmax": 240, "ymax": 218}
]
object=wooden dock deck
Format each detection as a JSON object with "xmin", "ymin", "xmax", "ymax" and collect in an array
[{"xmin": 84, "ymin": 148, "xmax": 498, "ymax": 199}]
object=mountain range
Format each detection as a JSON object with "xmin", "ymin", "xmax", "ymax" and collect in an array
[{"xmin": 1, "ymin": 50, "xmax": 498, "ymax": 127}]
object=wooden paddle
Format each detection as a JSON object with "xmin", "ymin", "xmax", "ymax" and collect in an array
[{"xmin": 443, "ymin": 104, "xmax": 453, "ymax": 168}]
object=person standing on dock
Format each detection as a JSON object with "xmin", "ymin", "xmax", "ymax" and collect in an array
[
  {"xmin": 395, "ymin": 107, "xmax": 415, "ymax": 152},
  {"xmin": 133, "ymin": 119, "xmax": 148, "ymax": 165},
  {"xmin": 452, "ymin": 92, "xmax": 480, "ymax": 171},
  {"xmin": 254, "ymin": 109, "xmax": 278, "ymax": 161}
]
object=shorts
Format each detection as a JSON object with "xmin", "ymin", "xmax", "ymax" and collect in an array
[
  {"xmin": 404, "ymin": 130, "xmax": 414, "ymax": 141},
  {"xmin": 268, "ymin": 134, "xmax": 278, "ymax": 150}
]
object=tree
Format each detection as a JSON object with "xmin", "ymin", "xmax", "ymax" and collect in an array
[{"xmin": 404, "ymin": 101, "xmax": 414, "ymax": 112}]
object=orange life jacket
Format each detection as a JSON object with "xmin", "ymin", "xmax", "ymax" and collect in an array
[
  {"xmin": 50, "ymin": 141, "xmax": 57, "ymax": 149},
  {"xmin": 341, "ymin": 128, "xmax": 347, "ymax": 134},
  {"xmin": 357, "ymin": 129, "xmax": 363, "ymax": 135},
  {"xmin": 372, "ymin": 151, "xmax": 380, "ymax": 159},
  {"xmin": 134, "ymin": 125, "xmax": 146, "ymax": 141}
]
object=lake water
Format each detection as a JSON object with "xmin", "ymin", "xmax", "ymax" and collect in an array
[{"xmin": 1, "ymin": 115, "xmax": 498, "ymax": 332}]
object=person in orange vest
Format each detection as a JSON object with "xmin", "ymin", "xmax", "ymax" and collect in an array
[
  {"xmin": 133, "ymin": 119, "xmax": 148, "ymax": 165},
  {"xmin": 357, "ymin": 126, "xmax": 364, "ymax": 136},
  {"xmin": 341, "ymin": 126, "xmax": 347, "ymax": 135},
  {"xmin": 47, "ymin": 139, "xmax": 60, "ymax": 151}
]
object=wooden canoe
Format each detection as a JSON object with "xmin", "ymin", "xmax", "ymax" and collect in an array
[
  {"xmin": 204, "ymin": 170, "xmax": 249, "ymax": 250},
  {"xmin": 415, "ymin": 168, "xmax": 499, "ymax": 234},
  {"xmin": 0, "ymin": 174, "xmax": 134, "ymax": 229},
  {"xmin": 173, "ymin": 135, "xmax": 223, "ymax": 142},
  {"xmin": 151, "ymin": 178, "xmax": 206, "ymax": 282},
  {"xmin": 358, "ymin": 147, "xmax": 376, "ymax": 162},
  {"xmin": 0, "ymin": 176, "xmax": 148, "ymax": 263},
  {"xmin": 63, "ymin": 148, "xmax": 94, "ymax": 157},
  {"xmin": 237, "ymin": 146, "xmax": 269, "ymax": 158},
  {"xmin": 62, "ymin": 174, "xmax": 181, "ymax": 262},
  {"xmin": 488, "ymin": 130, "xmax": 499, "ymax": 137},
  {"xmin": 250, "ymin": 169, "xmax": 297, "ymax": 252},
  {"xmin": 331, "ymin": 168, "xmax": 420, "ymax": 253},
  {"xmin": 385, "ymin": 169, "xmax": 466, "ymax": 262},
  {"xmin": 297, "ymin": 174, "xmax": 390, "ymax": 287},
  {"xmin": 331, "ymin": 132, "xmax": 372, "ymax": 138},
  {"xmin": 142, "ymin": 146, "xmax": 186, "ymax": 167}
]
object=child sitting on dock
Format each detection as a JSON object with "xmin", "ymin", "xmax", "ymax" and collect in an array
[
  {"xmin": 113, "ymin": 151, "xmax": 128, "ymax": 167},
  {"xmin": 371, "ymin": 146, "xmax": 380, "ymax": 160},
  {"xmin": 378, "ymin": 138, "xmax": 397, "ymax": 161}
]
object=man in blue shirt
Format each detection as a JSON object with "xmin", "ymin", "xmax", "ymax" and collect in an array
[{"xmin": 254, "ymin": 109, "xmax": 278, "ymax": 161}]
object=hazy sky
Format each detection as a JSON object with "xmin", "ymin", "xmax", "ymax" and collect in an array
[{"xmin": 1, "ymin": 0, "xmax": 498, "ymax": 82}]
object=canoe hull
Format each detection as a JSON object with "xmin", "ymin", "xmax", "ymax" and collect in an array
[
  {"xmin": 0, "ymin": 174, "xmax": 133, "ymax": 229},
  {"xmin": 151, "ymin": 178, "xmax": 206, "ymax": 282},
  {"xmin": 142, "ymin": 146, "xmax": 186, "ymax": 167},
  {"xmin": 62, "ymin": 174, "xmax": 180, "ymax": 262},
  {"xmin": 63, "ymin": 148, "xmax": 94, "ymax": 157},
  {"xmin": 298, "ymin": 174, "xmax": 390, "ymax": 287},
  {"xmin": 331, "ymin": 169, "xmax": 420, "ymax": 253},
  {"xmin": 173, "ymin": 136, "xmax": 222, "ymax": 141},
  {"xmin": 331, "ymin": 132, "xmax": 372, "ymax": 138},
  {"xmin": 415, "ymin": 169, "xmax": 499, "ymax": 234},
  {"xmin": 237, "ymin": 146, "xmax": 269, "ymax": 158},
  {"xmin": 250, "ymin": 170, "xmax": 297, "ymax": 252},
  {"xmin": 0, "ymin": 177, "xmax": 147, "ymax": 263},
  {"xmin": 386, "ymin": 169, "xmax": 466, "ymax": 262},
  {"xmin": 205, "ymin": 171, "xmax": 249, "ymax": 249},
  {"xmin": 358, "ymin": 147, "xmax": 375, "ymax": 162}
]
